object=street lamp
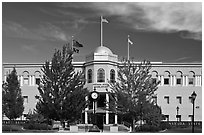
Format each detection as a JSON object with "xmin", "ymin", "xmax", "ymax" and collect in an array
[
  {"xmin": 191, "ymin": 91, "xmax": 197, "ymax": 133},
  {"xmin": 176, "ymin": 106, "xmax": 179, "ymax": 127}
]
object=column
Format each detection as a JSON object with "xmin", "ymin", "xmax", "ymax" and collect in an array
[
  {"xmin": 158, "ymin": 76, "xmax": 161, "ymax": 86},
  {"xmin": 32, "ymin": 75, "xmax": 35, "ymax": 86},
  {"xmin": 4, "ymin": 75, "xmax": 7, "ymax": 82},
  {"xmin": 170, "ymin": 75, "xmax": 173, "ymax": 86},
  {"xmin": 106, "ymin": 93, "xmax": 109, "ymax": 124},
  {"xmin": 161, "ymin": 75, "xmax": 164, "ymax": 86},
  {"xmin": 20, "ymin": 75, "xmax": 23, "ymax": 86},
  {"xmin": 182, "ymin": 76, "xmax": 185, "ymax": 86},
  {"xmin": 195, "ymin": 76, "xmax": 198, "ymax": 86},
  {"xmin": 186, "ymin": 76, "xmax": 188, "ymax": 86},
  {"xmin": 199, "ymin": 76, "xmax": 202, "ymax": 86},
  {"xmin": 85, "ymin": 96, "xmax": 88, "ymax": 124},
  {"xmin": 29, "ymin": 75, "xmax": 32, "ymax": 86},
  {"xmin": 173, "ymin": 75, "xmax": 176, "ymax": 86},
  {"xmin": 115, "ymin": 96, "xmax": 118, "ymax": 124},
  {"xmin": 115, "ymin": 114, "xmax": 118, "ymax": 124}
]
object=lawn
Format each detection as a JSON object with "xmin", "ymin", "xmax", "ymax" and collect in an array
[
  {"xmin": 162, "ymin": 127, "xmax": 202, "ymax": 133},
  {"xmin": 2, "ymin": 125, "xmax": 57, "ymax": 133}
]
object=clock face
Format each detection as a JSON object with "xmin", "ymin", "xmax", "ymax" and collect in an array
[{"xmin": 91, "ymin": 92, "xmax": 98, "ymax": 99}]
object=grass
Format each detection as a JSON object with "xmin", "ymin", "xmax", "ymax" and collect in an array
[{"xmin": 162, "ymin": 127, "xmax": 202, "ymax": 133}]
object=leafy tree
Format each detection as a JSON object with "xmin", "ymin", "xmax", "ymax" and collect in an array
[
  {"xmin": 2, "ymin": 67, "xmax": 24, "ymax": 121},
  {"xmin": 108, "ymin": 60, "xmax": 161, "ymax": 132},
  {"xmin": 36, "ymin": 44, "xmax": 88, "ymax": 123}
]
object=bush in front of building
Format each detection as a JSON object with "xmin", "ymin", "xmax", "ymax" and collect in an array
[
  {"xmin": 2, "ymin": 125, "xmax": 24, "ymax": 132},
  {"xmin": 23, "ymin": 122, "xmax": 52, "ymax": 130},
  {"xmin": 160, "ymin": 121, "xmax": 171, "ymax": 130},
  {"xmin": 139, "ymin": 124, "xmax": 160, "ymax": 132}
]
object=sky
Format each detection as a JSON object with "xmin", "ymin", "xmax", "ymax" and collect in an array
[{"xmin": 2, "ymin": 2, "xmax": 202, "ymax": 63}]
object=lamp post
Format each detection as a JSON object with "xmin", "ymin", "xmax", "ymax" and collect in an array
[
  {"xmin": 89, "ymin": 88, "xmax": 100, "ymax": 132},
  {"xmin": 191, "ymin": 91, "xmax": 197, "ymax": 133},
  {"xmin": 176, "ymin": 106, "xmax": 179, "ymax": 127}
]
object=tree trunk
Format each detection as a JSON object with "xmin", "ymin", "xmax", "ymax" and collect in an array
[{"xmin": 132, "ymin": 117, "xmax": 136, "ymax": 132}]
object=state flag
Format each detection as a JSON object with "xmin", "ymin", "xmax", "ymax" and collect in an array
[
  {"xmin": 73, "ymin": 40, "xmax": 83, "ymax": 47},
  {"xmin": 101, "ymin": 17, "xmax": 109, "ymax": 23},
  {"xmin": 73, "ymin": 47, "xmax": 79, "ymax": 53},
  {"xmin": 128, "ymin": 37, "xmax": 133, "ymax": 45}
]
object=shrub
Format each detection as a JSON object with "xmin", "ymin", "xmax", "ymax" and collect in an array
[
  {"xmin": 2, "ymin": 125, "xmax": 24, "ymax": 132},
  {"xmin": 23, "ymin": 122, "xmax": 52, "ymax": 130},
  {"xmin": 160, "ymin": 122, "xmax": 171, "ymax": 130},
  {"xmin": 137, "ymin": 124, "xmax": 160, "ymax": 132}
]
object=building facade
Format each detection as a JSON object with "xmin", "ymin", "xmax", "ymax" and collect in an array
[{"xmin": 2, "ymin": 46, "xmax": 202, "ymax": 127}]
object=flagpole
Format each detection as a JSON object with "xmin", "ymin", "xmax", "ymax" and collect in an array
[
  {"xmin": 71, "ymin": 36, "xmax": 74, "ymax": 62},
  {"xmin": 101, "ymin": 16, "xmax": 103, "ymax": 47},
  {"xmin": 128, "ymin": 35, "xmax": 130, "ymax": 61},
  {"xmin": 71, "ymin": 36, "xmax": 74, "ymax": 51}
]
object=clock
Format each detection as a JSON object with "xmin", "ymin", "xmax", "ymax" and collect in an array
[{"xmin": 91, "ymin": 92, "xmax": 99, "ymax": 100}]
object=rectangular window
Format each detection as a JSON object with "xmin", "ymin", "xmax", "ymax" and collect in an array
[
  {"xmin": 23, "ymin": 78, "xmax": 29, "ymax": 85},
  {"xmin": 176, "ymin": 96, "xmax": 182, "ymax": 104},
  {"xmin": 164, "ymin": 78, "xmax": 169, "ymax": 85},
  {"xmin": 164, "ymin": 96, "xmax": 169, "ymax": 104},
  {"xmin": 176, "ymin": 78, "xmax": 182, "ymax": 85},
  {"xmin": 35, "ymin": 78, "xmax": 40, "ymax": 85},
  {"xmin": 189, "ymin": 78, "xmax": 194, "ymax": 85},
  {"xmin": 164, "ymin": 115, "xmax": 169, "ymax": 121},
  {"xmin": 188, "ymin": 115, "xmax": 193, "ymax": 121},
  {"xmin": 23, "ymin": 96, "xmax": 28, "ymax": 103},
  {"xmin": 176, "ymin": 115, "xmax": 181, "ymax": 121},
  {"xmin": 152, "ymin": 78, "xmax": 157, "ymax": 84},
  {"xmin": 152, "ymin": 96, "xmax": 157, "ymax": 105}
]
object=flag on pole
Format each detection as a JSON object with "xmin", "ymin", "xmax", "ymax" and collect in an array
[
  {"xmin": 73, "ymin": 40, "xmax": 83, "ymax": 47},
  {"xmin": 73, "ymin": 47, "xmax": 79, "ymax": 53},
  {"xmin": 101, "ymin": 16, "xmax": 109, "ymax": 23},
  {"xmin": 128, "ymin": 36, "xmax": 133, "ymax": 45}
]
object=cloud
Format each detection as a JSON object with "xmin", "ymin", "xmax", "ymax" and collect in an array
[
  {"xmin": 3, "ymin": 21, "xmax": 71, "ymax": 42},
  {"xmin": 21, "ymin": 44, "xmax": 38, "ymax": 53},
  {"xmin": 89, "ymin": 2, "xmax": 202, "ymax": 40},
  {"xmin": 36, "ymin": 23, "xmax": 69, "ymax": 41},
  {"xmin": 174, "ymin": 56, "xmax": 191, "ymax": 62},
  {"xmin": 2, "ymin": 21, "xmax": 45, "ymax": 40}
]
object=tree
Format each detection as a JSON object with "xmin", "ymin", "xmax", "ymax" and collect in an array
[
  {"xmin": 36, "ymin": 44, "xmax": 88, "ymax": 123},
  {"xmin": 108, "ymin": 60, "xmax": 161, "ymax": 132},
  {"xmin": 2, "ymin": 67, "xmax": 24, "ymax": 121}
]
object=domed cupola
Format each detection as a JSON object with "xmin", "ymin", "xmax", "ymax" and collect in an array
[
  {"xmin": 86, "ymin": 45, "xmax": 118, "ymax": 62},
  {"xmin": 94, "ymin": 46, "xmax": 113, "ymax": 55}
]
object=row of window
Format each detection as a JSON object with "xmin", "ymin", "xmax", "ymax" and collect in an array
[
  {"xmin": 87, "ymin": 69, "xmax": 115, "ymax": 83},
  {"xmin": 164, "ymin": 115, "xmax": 194, "ymax": 121},
  {"xmin": 22, "ymin": 77, "xmax": 40, "ymax": 85},
  {"xmin": 152, "ymin": 96, "xmax": 195, "ymax": 104},
  {"xmin": 163, "ymin": 78, "xmax": 195, "ymax": 85}
]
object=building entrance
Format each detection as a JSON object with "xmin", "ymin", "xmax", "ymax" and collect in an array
[{"xmin": 96, "ymin": 113, "xmax": 105, "ymax": 130}]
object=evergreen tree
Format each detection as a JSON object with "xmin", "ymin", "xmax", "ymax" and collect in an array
[
  {"xmin": 108, "ymin": 60, "xmax": 161, "ymax": 132},
  {"xmin": 36, "ymin": 44, "xmax": 88, "ymax": 123},
  {"xmin": 2, "ymin": 67, "xmax": 24, "ymax": 121}
]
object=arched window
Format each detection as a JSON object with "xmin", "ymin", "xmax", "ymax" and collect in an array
[
  {"xmin": 151, "ymin": 71, "xmax": 158, "ymax": 84},
  {"xmin": 164, "ymin": 71, "xmax": 170, "ymax": 85},
  {"xmin": 110, "ymin": 69, "xmax": 115, "ymax": 83},
  {"xmin": 87, "ymin": 69, "xmax": 92, "ymax": 83},
  {"xmin": 23, "ymin": 71, "xmax": 29, "ymax": 85},
  {"xmin": 35, "ymin": 71, "xmax": 41, "ymax": 85},
  {"xmin": 176, "ymin": 71, "xmax": 183, "ymax": 85},
  {"xmin": 189, "ymin": 71, "xmax": 195, "ymax": 85},
  {"xmin": 97, "ymin": 68, "xmax": 105, "ymax": 82}
]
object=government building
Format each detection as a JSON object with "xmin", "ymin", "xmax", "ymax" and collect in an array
[{"xmin": 2, "ymin": 45, "xmax": 202, "ymax": 129}]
